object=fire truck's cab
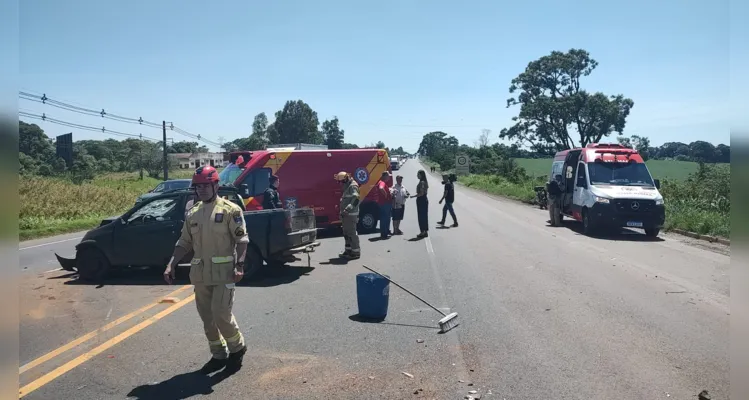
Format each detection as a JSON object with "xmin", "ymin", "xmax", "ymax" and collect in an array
[{"xmin": 546, "ymin": 143, "xmax": 665, "ymax": 237}]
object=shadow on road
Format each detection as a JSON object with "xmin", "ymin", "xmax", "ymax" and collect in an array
[
  {"xmin": 549, "ymin": 220, "xmax": 666, "ymax": 242},
  {"xmin": 238, "ymin": 265, "xmax": 315, "ymax": 288},
  {"xmin": 348, "ymin": 314, "xmax": 440, "ymax": 331},
  {"xmin": 319, "ymin": 257, "xmax": 350, "ymax": 265},
  {"xmin": 59, "ymin": 264, "xmax": 316, "ymax": 288},
  {"xmin": 407, "ymin": 236, "xmax": 426, "ymax": 242},
  {"xmin": 127, "ymin": 369, "xmax": 235, "ymax": 400}
]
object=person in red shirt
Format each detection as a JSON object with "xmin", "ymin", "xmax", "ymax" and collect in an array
[{"xmin": 377, "ymin": 171, "xmax": 393, "ymax": 239}]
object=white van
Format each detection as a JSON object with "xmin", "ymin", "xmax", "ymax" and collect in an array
[{"xmin": 546, "ymin": 143, "xmax": 666, "ymax": 237}]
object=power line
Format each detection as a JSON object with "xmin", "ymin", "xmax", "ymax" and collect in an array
[
  {"xmin": 19, "ymin": 91, "xmax": 163, "ymax": 129},
  {"xmin": 19, "ymin": 111, "xmax": 161, "ymax": 142},
  {"xmin": 19, "ymin": 91, "xmax": 221, "ymax": 147}
]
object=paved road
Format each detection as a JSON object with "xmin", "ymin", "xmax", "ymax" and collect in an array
[{"xmin": 18, "ymin": 160, "xmax": 730, "ymax": 399}]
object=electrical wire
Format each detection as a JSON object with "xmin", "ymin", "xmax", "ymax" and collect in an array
[
  {"xmin": 19, "ymin": 111, "xmax": 161, "ymax": 142},
  {"xmin": 19, "ymin": 91, "xmax": 221, "ymax": 147}
]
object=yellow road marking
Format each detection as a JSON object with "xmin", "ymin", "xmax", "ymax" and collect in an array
[
  {"xmin": 19, "ymin": 285, "xmax": 191, "ymax": 374},
  {"xmin": 20, "ymin": 292, "xmax": 196, "ymax": 398}
]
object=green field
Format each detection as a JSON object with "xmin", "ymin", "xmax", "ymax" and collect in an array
[
  {"xmin": 514, "ymin": 158, "xmax": 729, "ymax": 181},
  {"xmin": 20, "ymin": 169, "xmax": 198, "ymax": 240}
]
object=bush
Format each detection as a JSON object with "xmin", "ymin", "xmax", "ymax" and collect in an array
[{"xmin": 658, "ymin": 163, "xmax": 729, "ymax": 237}]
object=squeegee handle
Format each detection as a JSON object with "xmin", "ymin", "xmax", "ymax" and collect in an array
[{"xmin": 362, "ymin": 265, "xmax": 447, "ymax": 317}]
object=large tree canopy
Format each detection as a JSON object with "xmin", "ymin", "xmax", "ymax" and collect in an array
[
  {"xmin": 500, "ymin": 49, "xmax": 634, "ymax": 154},
  {"xmin": 273, "ymin": 100, "xmax": 322, "ymax": 145},
  {"xmin": 321, "ymin": 117, "xmax": 345, "ymax": 149}
]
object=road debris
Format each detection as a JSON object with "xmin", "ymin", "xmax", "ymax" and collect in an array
[
  {"xmin": 159, "ymin": 297, "xmax": 179, "ymax": 304},
  {"xmin": 469, "ymin": 390, "xmax": 478, "ymax": 394},
  {"xmin": 666, "ymin": 291, "xmax": 687, "ymax": 294},
  {"xmin": 369, "ymin": 376, "xmax": 375, "ymax": 380},
  {"xmin": 416, "ymin": 339, "xmax": 424, "ymax": 343},
  {"xmin": 402, "ymin": 371, "xmax": 414, "ymax": 378},
  {"xmin": 413, "ymin": 388, "xmax": 423, "ymax": 394},
  {"xmin": 698, "ymin": 390, "xmax": 711, "ymax": 400}
]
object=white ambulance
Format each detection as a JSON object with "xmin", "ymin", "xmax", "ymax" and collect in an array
[{"xmin": 545, "ymin": 143, "xmax": 666, "ymax": 237}]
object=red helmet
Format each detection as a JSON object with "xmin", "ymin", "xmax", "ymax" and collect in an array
[{"xmin": 192, "ymin": 165, "xmax": 220, "ymax": 185}]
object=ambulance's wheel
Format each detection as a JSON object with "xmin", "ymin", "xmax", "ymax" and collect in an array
[
  {"xmin": 357, "ymin": 205, "xmax": 379, "ymax": 234},
  {"xmin": 76, "ymin": 246, "xmax": 110, "ymax": 282},
  {"xmin": 582, "ymin": 209, "xmax": 597, "ymax": 236},
  {"xmin": 244, "ymin": 245, "xmax": 264, "ymax": 279}
]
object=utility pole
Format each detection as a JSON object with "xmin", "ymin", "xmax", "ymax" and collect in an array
[{"xmin": 162, "ymin": 120, "xmax": 169, "ymax": 181}]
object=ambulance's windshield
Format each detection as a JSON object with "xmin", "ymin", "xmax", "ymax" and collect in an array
[
  {"xmin": 588, "ymin": 162, "xmax": 655, "ymax": 186},
  {"xmin": 219, "ymin": 163, "xmax": 244, "ymax": 186}
]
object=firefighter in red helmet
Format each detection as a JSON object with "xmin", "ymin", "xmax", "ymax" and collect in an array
[{"xmin": 164, "ymin": 165, "xmax": 249, "ymax": 374}]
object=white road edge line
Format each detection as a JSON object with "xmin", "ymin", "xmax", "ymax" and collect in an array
[
  {"xmin": 425, "ymin": 237, "xmax": 435, "ymax": 255},
  {"xmin": 20, "ymin": 237, "xmax": 82, "ymax": 251}
]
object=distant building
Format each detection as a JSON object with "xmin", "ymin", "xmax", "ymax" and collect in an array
[{"xmin": 169, "ymin": 152, "xmax": 226, "ymax": 169}]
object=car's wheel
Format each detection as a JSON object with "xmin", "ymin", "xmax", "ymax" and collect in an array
[
  {"xmin": 582, "ymin": 209, "xmax": 597, "ymax": 236},
  {"xmin": 244, "ymin": 244, "xmax": 264, "ymax": 280},
  {"xmin": 644, "ymin": 228, "xmax": 660, "ymax": 238},
  {"xmin": 357, "ymin": 205, "xmax": 379, "ymax": 234},
  {"xmin": 76, "ymin": 247, "xmax": 111, "ymax": 282}
]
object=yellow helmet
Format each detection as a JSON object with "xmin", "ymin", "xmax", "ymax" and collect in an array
[{"xmin": 334, "ymin": 171, "xmax": 349, "ymax": 181}]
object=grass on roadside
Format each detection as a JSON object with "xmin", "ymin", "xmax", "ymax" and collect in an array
[{"xmin": 20, "ymin": 169, "xmax": 198, "ymax": 240}]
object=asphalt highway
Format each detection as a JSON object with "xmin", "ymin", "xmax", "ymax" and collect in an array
[{"xmin": 18, "ymin": 160, "xmax": 730, "ymax": 399}]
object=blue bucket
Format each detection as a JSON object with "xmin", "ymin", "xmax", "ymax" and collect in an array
[{"xmin": 356, "ymin": 272, "xmax": 390, "ymax": 320}]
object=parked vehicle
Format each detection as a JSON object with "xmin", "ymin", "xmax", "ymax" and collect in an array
[
  {"xmin": 545, "ymin": 143, "xmax": 665, "ymax": 237},
  {"xmin": 219, "ymin": 148, "xmax": 391, "ymax": 233},
  {"xmin": 56, "ymin": 186, "xmax": 319, "ymax": 281},
  {"xmin": 390, "ymin": 156, "xmax": 400, "ymax": 170},
  {"xmin": 135, "ymin": 179, "xmax": 191, "ymax": 204}
]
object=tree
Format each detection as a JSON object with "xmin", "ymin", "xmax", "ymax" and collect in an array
[
  {"xmin": 689, "ymin": 140, "xmax": 716, "ymax": 162},
  {"xmin": 321, "ymin": 117, "xmax": 345, "ymax": 149},
  {"xmin": 273, "ymin": 100, "xmax": 321, "ymax": 144},
  {"xmin": 477, "ymin": 129, "xmax": 491, "ymax": 148},
  {"xmin": 19, "ymin": 121, "xmax": 57, "ymax": 163},
  {"xmin": 170, "ymin": 141, "xmax": 200, "ymax": 154},
  {"xmin": 244, "ymin": 112, "xmax": 270, "ymax": 150},
  {"xmin": 499, "ymin": 49, "xmax": 634, "ymax": 153},
  {"xmin": 389, "ymin": 146, "xmax": 408, "ymax": 155},
  {"xmin": 617, "ymin": 135, "xmax": 651, "ymax": 160},
  {"xmin": 375, "ymin": 141, "xmax": 386, "ymax": 149},
  {"xmin": 715, "ymin": 144, "xmax": 730, "ymax": 163},
  {"xmin": 252, "ymin": 112, "xmax": 268, "ymax": 137}
]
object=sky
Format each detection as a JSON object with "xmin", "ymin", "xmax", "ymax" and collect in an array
[{"xmin": 18, "ymin": 0, "xmax": 734, "ymax": 153}]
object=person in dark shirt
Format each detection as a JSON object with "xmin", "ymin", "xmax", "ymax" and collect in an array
[
  {"xmin": 262, "ymin": 175, "xmax": 283, "ymax": 209},
  {"xmin": 438, "ymin": 174, "xmax": 458, "ymax": 227}
]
